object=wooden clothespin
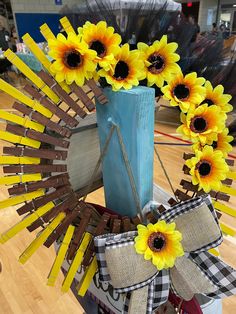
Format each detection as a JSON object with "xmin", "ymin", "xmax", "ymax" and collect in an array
[
  {"xmin": 19, "ymin": 212, "xmax": 66, "ymax": 264},
  {"xmin": 27, "ymin": 192, "xmax": 78, "ymax": 232},
  {"xmin": 47, "ymin": 225, "xmax": 75, "ymax": 286},
  {"xmin": 67, "ymin": 206, "xmax": 93, "ymax": 260},
  {"xmin": 61, "ymin": 232, "xmax": 92, "ymax": 293},
  {"xmin": 82, "ymin": 213, "xmax": 110, "ymax": 266}
]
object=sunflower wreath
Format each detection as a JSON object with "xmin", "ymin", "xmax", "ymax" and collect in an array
[{"xmin": 0, "ymin": 16, "xmax": 236, "ymax": 311}]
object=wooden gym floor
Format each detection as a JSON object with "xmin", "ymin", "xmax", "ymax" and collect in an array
[{"xmin": 0, "ymin": 86, "xmax": 236, "ymax": 313}]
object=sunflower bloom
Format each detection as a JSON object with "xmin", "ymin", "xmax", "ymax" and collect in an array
[
  {"xmin": 98, "ymin": 43, "xmax": 145, "ymax": 91},
  {"xmin": 161, "ymin": 72, "xmax": 206, "ymax": 112},
  {"xmin": 193, "ymin": 128, "xmax": 233, "ymax": 158},
  {"xmin": 134, "ymin": 221, "xmax": 184, "ymax": 270},
  {"xmin": 48, "ymin": 32, "xmax": 97, "ymax": 86},
  {"xmin": 200, "ymin": 81, "xmax": 233, "ymax": 113},
  {"xmin": 137, "ymin": 35, "xmax": 180, "ymax": 88},
  {"xmin": 78, "ymin": 21, "xmax": 121, "ymax": 70},
  {"xmin": 177, "ymin": 104, "xmax": 226, "ymax": 145},
  {"xmin": 185, "ymin": 145, "xmax": 229, "ymax": 193}
]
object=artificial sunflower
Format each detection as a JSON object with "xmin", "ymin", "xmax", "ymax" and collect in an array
[
  {"xmin": 48, "ymin": 32, "xmax": 97, "ymax": 86},
  {"xmin": 134, "ymin": 221, "xmax": 184, "ymax": 270},
  {"xmin": 177, "ymin": 104, "xmax": 226, "ymax": 145},
  {"xmin": 98, "ymin": 43, "xmax": 145, "ymax": 91},
  {"xmin": 193, "ymin": 128, "xmax": 233, "ymax": 158},
  {"xmin": 200, "ymin": 80, "xmax": 233, "ymax": 113},
  {"xmin": 78, "ymin": 21, "xmax": 121, "ymax": 70},
  {"xmin": 137, "ymin": 35, "xmax": 180, "ymax": 88},
  {"xmin": 185, "ymin": 145, "xmax": 229, "ymax": 193},
  {"xmin": 161, "ymin": 71, "xmax": 206, "ymax": 113}
]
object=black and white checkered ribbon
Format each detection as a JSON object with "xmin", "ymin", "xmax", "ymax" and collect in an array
[
  {"xmin": 190, "ymin": 251, "xmax": 236, "ymax": 298},
  {"xmin": 94, "ymin": 195, "xmax": 236, "ymax": 313}
]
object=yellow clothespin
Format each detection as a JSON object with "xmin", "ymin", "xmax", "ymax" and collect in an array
[
  {"xmin": 19, "ymin": 212, "xmax": 66, "ymax": 264},
  {"xmin": 0, "ymin": 173, "xmax": 41, "ymax": 186},
  {"xmin": 227, "ymin": 171, "xmax": 236, "ymax": 180},
  {"xmin": 0, "ymin": 130, "xmax": 41, "ymax": 148},
  {"xmin": 0, "ymin": 189, "xmax": 45, "ymax": 210},
  {"xmin": 0, "ymin": 109, "xmax": 44, "ymax": 132},
  {"xmin": 60, "ymin": 17, "xmax": 76, "ymax": 35},
  {"xmin": 220, "ymin": 222, "xmax": 236, "ymax": 237},
  {"xmin": 220, "ymin": 185, "xmax": 236, "ymax": 197},
  {"xmin": 0, "ymin": 201, "xmax": 54, "ymax": 243},
  {"xmin": 40, "ymin": 23, "xmax": 56, "ymax": 41},
  {"xmin": 0, "ymin": 156, "xmax": 40, "ymax": 165},
  {"xmin": 4, "ymin": 49, "xmax": 59, "ymax": 104},
  {"xmin": 47, "ymin": 225, "xmax": 75, "ymax": 286},
  {"xmin": 61, "ymin": 232, "xmax": 92, "ymax": 292},
  {"xmin": 208, "ymin": 248, "xmax": 220, "ymax": 257},
  {"xmin": 77, "ymin": 256, "xmax": 98, "ymax": 297},
  {"xmin": 23, "ymin": 33, "xmax": 71, "ymax": 94},
  {"xmin": 214, "ymin": 201, "xmax": 236, "ymax": 218},
  {"xmin": 0, "ymin": 79, "xmax": 52, "ymax": 118},
  {"xmin": 22, "ymin": 33, "xmax": 52, "ymax": 73}
]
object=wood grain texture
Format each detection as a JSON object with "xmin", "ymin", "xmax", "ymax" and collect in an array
[{"xmin": 96, "ymin": 87, "xmax": 155, "ymax": 217}]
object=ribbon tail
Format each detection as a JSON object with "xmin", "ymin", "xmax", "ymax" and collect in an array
[
  {"xmin": 149, "ymin": 270, "xmax": 170, "ymax": 313},
  {"xmin": 190, "ymin": 251, "xmax": 236, "ymax": 298},
  {"xmin": 170, "ymin": 255, "xmax": 217, "ymax": 300},
  {"xmin": 123, "ymin": 288, "xmax": 150, "ymax": 314},
  {"xmin": 122, "ymin": 270, "xmax": 170, "ymax": 314},
  {"xmin": 128, "ymin": 286, "xmax": 150, "ymax": 314},
  {"xmin": 123, "ymin": 292, "xmax": 132, "ymax": 314}
]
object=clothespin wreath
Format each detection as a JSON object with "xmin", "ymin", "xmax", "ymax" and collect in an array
[
  {"xmin": 0, "ymin": 15, "xmax": 236, "ymax": 310},
  {"xmin": 95, "ymin": 195, "xmax": 236, "ymax": 314}
]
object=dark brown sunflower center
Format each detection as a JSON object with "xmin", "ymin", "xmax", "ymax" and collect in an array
[
  {"xmin": 190, "ymin": 116, "xmax": 208, "ymax": 133},
  {"xmin": 148, "ymin": 53, "xmax": 165, "ymax": 74},
  {"xmin": 113, "ymin": 61, "xmax": 129, "ymax": 80},
  {"xmin": 173, "ymin": 84, "xmax": 190, "ymax": 100},
  {"xmin": 90, "ymin": 40, "xmax": 106, "ymax": 58},
  {"xmin": 202, "ymin": 98, "xmax": 214, "ymax": 106},
  {"xmin": 63, "ymin": 50, "xmax": 82, "ymax": 68},
  {"xmin": 197, "ymin": 160, "xmax": 212, "ymax": 177},
  {"xmin": 148, "ymin": 232, "xmax": 166, "ymax": 252},
  {"xmin": 212, "ymin": 141, "xmax": 218, "ymax": 149}
]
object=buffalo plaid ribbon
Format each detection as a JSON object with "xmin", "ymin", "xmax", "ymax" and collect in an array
[{"xmin": 94, "ymin": 195, "xmax": 236, "ymax": 313}]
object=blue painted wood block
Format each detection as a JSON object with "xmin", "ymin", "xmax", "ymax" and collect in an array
[{"xmin": 96, "ymin": 86, "xmax": 155, "ymax": 217}]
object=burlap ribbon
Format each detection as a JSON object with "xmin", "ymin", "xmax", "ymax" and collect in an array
[{"xmin": 94, "ymin": 195, "xmax": 236, "ymax": 313}]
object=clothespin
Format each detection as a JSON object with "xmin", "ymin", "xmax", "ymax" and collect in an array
[
  {"xmin": 59, "ymin": 16, "xmax": 76, "ymax": 35},
  {"xmin": 0, "ymin": 201, "xmax": 54, "ymax": 243},
  {"xmin": 0, "ymin": 173, "xmax": 41, "ymax": 186},
  {"xmin": 0, "ymin": 189, "xmax": 44, "ymax": 210},
  {"xmin": 19, "ymin": 212, "xmax": 66, "ymax": 264},
  {"xmin": 77, "ymin": 256, "xmax": 98, "ymax": 297},
  {"xmin": 82, "ymin": 213, "xmax": 110, "ymax": 266},
  {"xmin": 47, "ymin": 225, "xmax": 75, "ymax": 286},
  {"xmin": 61, "ymin": 232, "xmax": 92, "ymax": 292},
  {"xmin": 67, "ymin": 206, "xmax": 93, "ymax": 260}
]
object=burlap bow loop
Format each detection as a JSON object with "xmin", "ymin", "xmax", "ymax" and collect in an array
[
  {"xmin": 95, "ymin": 195, "xmax": 236, "ymax": 314},
  {"xmin": 158, "ymin": 195, "xmax": 222, "ymax": 252}
]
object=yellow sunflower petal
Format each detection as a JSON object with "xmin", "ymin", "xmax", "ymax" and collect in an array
[
  {"xmin": 144, "ymin": 247, "xmax": 153, "ymax": 260},
  {"xmin": 152, "ymin": 255, "xmax": 165, "ymax": 269}
]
